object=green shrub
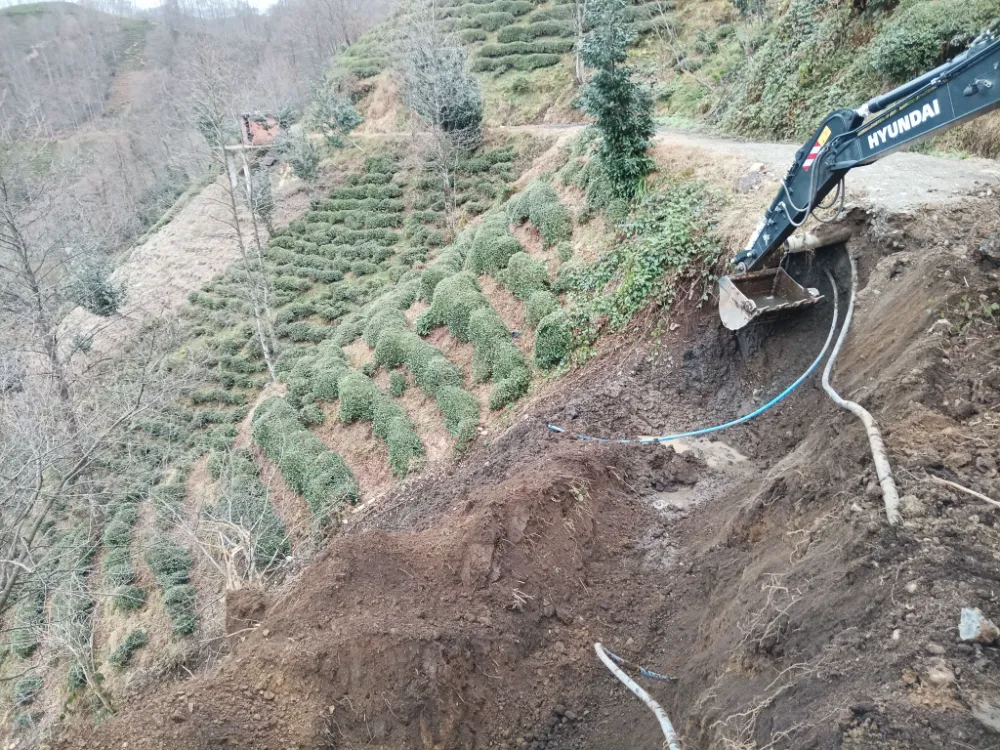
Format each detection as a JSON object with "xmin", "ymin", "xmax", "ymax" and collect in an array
[
  {"xmin": 435, "ymin": 385, "xmax": 480, "ymax": 448},
  {"xmin": 349, "ymin": 260, "xmax": 378, "ymax": 277},
  {"xmin": 12, "ymin": 676, "xmax": 42, "ymax": 707},
  {"xmin": 869, "ymin": 0, "xmax": 996, "ymax": 83},
  {"xmin": 477, "ymin": 39, "xmax": 576, "ymax": 57},
  {"xmin": 507, "ymin": 181, "xmax": 572, "ymax": 246},
  {"xmin": 363, "ymin": 306, "xmax": 408, "ymax": 347},
  {"xmin": 530, "ymin": 4, "xmax": 575, "ymax": 21},
  {"xmin": 338, "ymin": 372, "xmax": 423, "ymax": 476},
  {"xmin": 476, "ymin": 11, "xmax": 516, "ymax": 30},
  {"xmin": 455, "ymin": 147, "xmax": 515, "ymax": 175},
  {"xmin": 470, "ymin": 54, "xmax": 563, "ymax": 72},
  {"xmin": 299, "ymin": 402, "xmax": 326, "ymax": 426},
  {"xmin": 441, "ymin": 0, "xmax": 533, "ymax": 18},
  {"xmin": 497, "ymin": 20, "xmax": 574, "ymax": 42},
  {"xmin": 389, "ymin": 370, "xmax": 408, "ymax": 397},
  {"xmin": 101, "ymin": 518, "xmax": 131, "ymax": 548},
  {"xmin": 109, "ymin": 629, "xmax": 148, "ymax": 668},
  {"xmin": 363, "ymin": 153, "xmax": 398, "ymax": 174},
  {"xmin": 336, "ymin": 371, "xmax": 375, "ymax": 423},
  {"xmin": 532, "ymin": 201, "xmax": 572, "ymax": 246},
  {"xmin": 252, "ymin": 397, "xmax": 358, "ymax": 512},
  {"xmin": 556, "ymin": 241, "xmax": 573, "ymax": 262},
  {"xmin": 420, "ymin": 243, "xmax": 469, "ymax": 301},
  {"xmin": 163, "ymin": 584, "xmax": 197, "ymax": 635},
  {"xmin": 277, "ymin": 132, "xmax": 320, "ymax": 181},
  {"xmin": 208, "ymin": 450, "xmax": 290, "ymax": 569},
  {"xmin": 190, "ymin": 388, "xmax": 248, "ymax": 406},
  {"xmin": 278, "ymin": 322, "xmax": 332, "ymax": 343},
  {"xmin": 579, "ymin": 0, "xmax": 654, "ymax": 200},
  {"xmin": 534, "ymin": 309, "xmax": 572, "ymax": 369},
  {"xmin": 459, "ymin": 28, "xmax": 489, "ymax": 42},
  {"xmin": 104, "ymin": 548, "xmax": 136, "ymax": 587},
  {"xmin": 334, "ymin": 313, "xmax": 366, "ymax": 345},
  {"xmin": 10, "ymin": 588, "xmax": 44, "ymax": 658},
  {"xmin": 67, "ymin": 663, "xmax": 86, "ymax": 690},
  {"xmin": 525, "ymin": 290, "xmax": 559, "ymax": 328},
  {"xmin": 115, "ymin": 585, "xmax": 147, "ymax": 612},
  {"xmin": 330, "ymin": 184, "xmax": 404, "ymax": 200},
  {"xmin": 467, "ymin": 212, "xmax": 523, "ymax": 275},
  {"xmin": 468, "ymin": 307, "xmax": 531, "ymax": 409},
  {"xmin": 499, "ymin": 252, "xmax": 549, "ymax": 300},
  {"xmin": 374, "ymin": 398, "xmax": 424, "ymax": 476},
  {"xmin": 570, "ymin": 182, "xmax": 722, "ymax": 332},
  {"xmin": 145, "ymin": 537, "xmax": 191, "ymax": 587},
  {"xmin": 416, "ymin": 272, "xmax": 490, "ymax": 340}
]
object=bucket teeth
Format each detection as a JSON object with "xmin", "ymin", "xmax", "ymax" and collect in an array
[{"xmin": 719, "ymin": 268, "xmax": 824, "ymax": 331}]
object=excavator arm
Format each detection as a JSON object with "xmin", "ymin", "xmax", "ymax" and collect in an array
[{"xmin": 720, "ymin": 26, "xmax": 1000, "ymax": 330}]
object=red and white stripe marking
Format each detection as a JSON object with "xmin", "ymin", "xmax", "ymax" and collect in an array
[{"xmin": 802, "ymin": 142, "xmax": 823, "ymax": 171}]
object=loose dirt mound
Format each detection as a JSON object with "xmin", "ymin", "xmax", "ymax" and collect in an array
[{"xmin": 60, "ymin": 202, "xmax": 1000, "ymax": 750}]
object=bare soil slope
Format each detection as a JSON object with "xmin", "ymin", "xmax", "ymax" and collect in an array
[{"xmin": 58, "ymin": 193, "xmax": 1000, "ymax": 749}]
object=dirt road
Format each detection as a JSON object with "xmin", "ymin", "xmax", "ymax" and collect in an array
[{"xmin": 508, "ymin": 122, "xmax": 1000, "ymax": 214}]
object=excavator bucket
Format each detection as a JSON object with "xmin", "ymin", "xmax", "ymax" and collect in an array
[{"xmin": 718, "ymin": 267, "xmax": 824, "ymax": 331}]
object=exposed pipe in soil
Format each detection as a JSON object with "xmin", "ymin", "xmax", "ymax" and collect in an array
[
  {"xmin": 548, "ymin": 293, "xmax": 841, "ymax": 444},
  {"xmin": 929, "ymin": 475, "xmax": 1000, "ymax": 509},
  {"xmin": 594, "ymin": 643, "xmax": 681, "ymax": 750},
  {"xmin": 822, "ymin": 261, "xmax": 902, "ymax": 525}
]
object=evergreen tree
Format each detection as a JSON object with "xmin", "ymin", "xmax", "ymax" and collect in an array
[{"xmin": 579, "ymin": 0, "xmax": 655, "ymax": 200}]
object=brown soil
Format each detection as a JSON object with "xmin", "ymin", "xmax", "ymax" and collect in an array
[
  {"xmin": 480, "ymin": 275, "xmax": 534, "ymax": 358},
  {"xmin": 357, "ymin": 73, "xmax": 407, "ymax": 135},
  {"xmin": 342, "ymin": 339, "xmax": 374, "ymax": 369},
  {"xmin": 405, "ymin": 299, "xmax": 430, "ymax": 324},
  {"xmin": 313, "ymin": 403, "xmax": 395, "ymax": 501},
  {"xmin": 252, "ymin": 447, "xmax": 316, "ymax": 547},
  {"xmin": 375, "ymin": 369, "xmax": 455, "ymax": 464},
  {"xmin": 59, "ymin": 202, "xmax": 1000, "ymax": 750},
  {"xmin": 426, "ymin": 325, "xmax": 493, "ymax": 416}
]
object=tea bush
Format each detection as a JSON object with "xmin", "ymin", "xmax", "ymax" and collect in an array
[
  {"xmin": 337, "ymin": 372, "xmax": 423, "ymax": 476},
  {"xmin": 466, "ymin": 212, "xmax": 523, "ymax": 275},
  {"xmin": 389, "ymin": 370, "xmax": 408, "ymax": 397},
  {"xmin": 499, "ymin": 252, "xmax": 549, "ymax": 300},
  {"xmin": 207, "ymin": 450, "xmax": 290, "ymax": 569},
  {"xmin": 534, "ymin": 309, "xmax": 572, "ymax": 369},
  {"xmin": 163, "ymin": 584, "xmax": 197, "ymax": 635},
  {"xmin": 114, "ymin": 585, "xmax": 147, "ymax": 612},
  {"xmin": 497, "ymin": 20, "xmax": 574, "ymax": 42},
  {"xmin": 478, "ymin": 39, "xmax": 576, "ymax": 57},
  {"xmin": 109, "ymin": 629, "xmax": 148, "ymax": 668},
  {"xmin": 507, "ymin": 181, "xmax": 572, "ymax": 246},
  {"xmin": 252, "ymin": 397, "xmax": 358, "ymax": 512},
  {"xmin": 525, "ymin": 289, "xmax": 559, "ymax": 328}
]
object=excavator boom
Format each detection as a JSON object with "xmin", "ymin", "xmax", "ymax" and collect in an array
[{"xmin": 720, "ymin": 26, "xmax": 1000, "ymax": 330}]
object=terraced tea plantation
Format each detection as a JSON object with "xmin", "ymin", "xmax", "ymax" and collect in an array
[
  {"xmin": 338, "ymin": 0, "xmax": 674, "ymax": 82},
  {"xmin": 0, "ymin": 130, "xmax": 597, "ymax": 728}
]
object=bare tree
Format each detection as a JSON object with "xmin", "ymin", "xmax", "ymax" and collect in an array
[
  {"xmin": 573, "ymin": 0, "xmax": 589, "ymax": 84},
  {"xmin": 393, "ymin": 0, "xmax": 484, "ymax": 228},
  {"xmin": 182, "ymin": 40, "xmax": 280, "ymax": 381}
]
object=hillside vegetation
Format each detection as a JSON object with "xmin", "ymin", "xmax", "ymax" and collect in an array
[{"xmin": 341, "ymin": 0, "xmax": 1000, "ymax": 154}]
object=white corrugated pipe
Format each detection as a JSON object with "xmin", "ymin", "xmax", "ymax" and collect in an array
[
  {"xmin": 594, "ymin": 643, "xmax": 681, "ymax": 750},
  {"xmin": 822, "ymin": 261, "xmax": 902, "ymax": 525}
]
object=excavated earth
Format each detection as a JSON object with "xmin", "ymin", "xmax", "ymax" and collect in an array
[{"xmin": 59, "ymin": 199, "xmax": 1000, "ymax": 750}]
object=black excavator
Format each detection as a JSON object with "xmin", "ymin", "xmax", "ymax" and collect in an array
[{"xmin": 719, "ymin": 25, "xmax": 1000, "ymax": 331}]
